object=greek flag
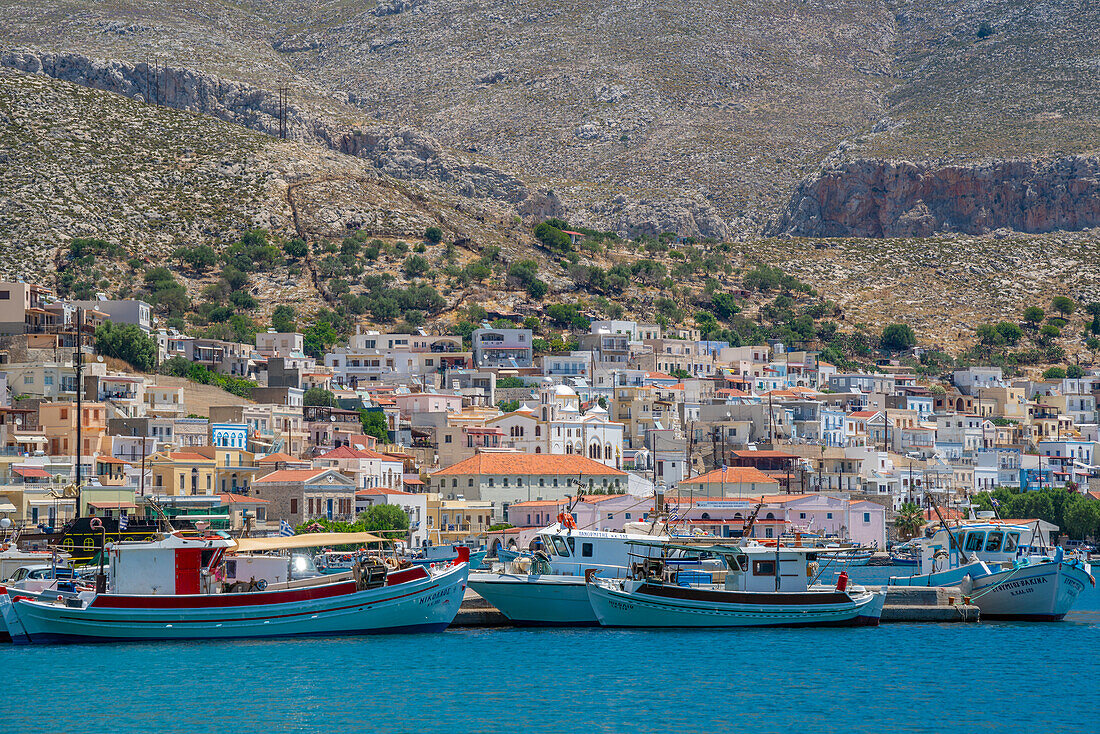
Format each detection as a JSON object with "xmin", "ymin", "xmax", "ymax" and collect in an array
[
  {"xmin": 279, "ymin": 519, "xmax": 294, "ymax": 537},
  {"xmin": 669, "ymin": 509, "xmax": 681, "ymax": 521},
  {"xmin": 991, "ymin": 498, "xmax": 1000, "ymax": 508},
  {"xmin": 118, "ymin": 513, "xmax": 128, "ymax": 531}
]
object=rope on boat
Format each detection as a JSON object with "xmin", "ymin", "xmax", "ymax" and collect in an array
[{"xmin": 965, "ymin": 562, "xmax": 1026, "ymax": 603}]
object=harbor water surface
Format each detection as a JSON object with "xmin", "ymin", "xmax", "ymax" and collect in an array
[{"xmin": 5, "ymin": 565, "xmax": 1098, "ymax": 733}]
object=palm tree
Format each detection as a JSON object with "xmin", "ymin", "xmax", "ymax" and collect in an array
[{"xmin": 894, "ymin": 502, "xmax": 925, "ymax": 541}]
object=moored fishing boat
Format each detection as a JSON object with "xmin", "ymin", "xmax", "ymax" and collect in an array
[
  {"xmin": 889, "ymin": 520, "xmax": 1094, "ymax": 620},
  {"xmin": 468, "ymin": 522, "xmax": 672, "ymax": 626},
  {"xmin": 586, "ymin": 541, "xmax": 886, "ymax": 628},
  {"xmin": 2, "ymin": 530, "xmax": 469, "ymax": 644}
]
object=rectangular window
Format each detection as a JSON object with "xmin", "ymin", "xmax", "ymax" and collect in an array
[
  {"xmin": 445, "ymin": 435, "xmax": 452, "ymax": 444},
  {"xmin": 581, "ymin": 543, "xmax": 593, "ymax": 558},
  {"xmin": 826, "ymin": 513, "xmax": 833, "ymax": 519},
  {"xmin": 291, "ymin": 498, "xmax": 298, "ymax": 515},
  {"xmin": 752, "ymin": 560, "xmax": 776, "ymax": 576},
  {"xmin": 863, "ymin": 512, "xmax": 871, "ymax": 523}
]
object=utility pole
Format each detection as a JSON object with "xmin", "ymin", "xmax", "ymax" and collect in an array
[
  {"xmin": 768, "ymin": 390, "xmax": 774, "ymax": 446},
  {"xmin": 74, "ymin": 308, "xmax": 83, "ymax": 517},
  {"xmin": 277, "ymin": 85, "xmax": 289, "ymax": 140}
]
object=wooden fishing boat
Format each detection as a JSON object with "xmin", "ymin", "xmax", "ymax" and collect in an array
[
  {"xmin": 1, "ymin": 531, "xmax": 469, "ymax": 644},
  {"xmin": 586, "ymin": 541, "xmax": 886, "ymax": 628}
]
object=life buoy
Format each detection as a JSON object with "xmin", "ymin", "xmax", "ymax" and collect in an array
[
  {"xmin": 90, "ymin": 517, "xmax": 103, "ymax": 530},
  {"xmin": 563, "ymin": 514, "xmax": 577, "ymax": 530}
]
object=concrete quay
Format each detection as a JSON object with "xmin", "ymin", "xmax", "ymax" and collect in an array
[
  {"xmin": 870, "ymin": 585, "xmax": 980, "ymax": 623},
  {"xmin": 451, "ymin": 586, "xmax": 980, "ymax": 627}
]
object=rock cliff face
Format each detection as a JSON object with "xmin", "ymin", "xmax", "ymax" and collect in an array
[
  {"xmin": 773, "ymin": 157, "xmax": 1100, "ymax": 237},
  {"xmin": 1, "ymin": 49, "xmax": 529, "ymax": 204},
  {"xmin": 1, "ymin": 48, "xmax": 733, "ymax": 239}
]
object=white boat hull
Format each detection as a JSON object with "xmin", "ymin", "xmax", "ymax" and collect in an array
[
  {"xmin": 5, "ymin": 564, "xmax": 468, "ymax": 644},
  {"xmin": 468, "ymin": 572, "xmax": 596, "ymax": 625},
  {"xmin": 891, "ymin": 559, "xmax": 1093, "ymax": 621},
  {"xmin": 966, "ymin": 562, "xmax": 1093, "ymax": 621},
  {"xmin": 587, "ymin": 579, "xmax": 885, "ymax": 628}
]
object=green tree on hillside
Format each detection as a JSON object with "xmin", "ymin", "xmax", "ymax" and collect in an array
[
  {"xmin": 1051, "ymin": 296, "xmax": 1076, "ymax": 318},
  {"xmin": 1023, "ymin": 306, "xmax": 1045, "ymax": 327},
  {"xmin": 95, "ymin": 322, "xmax": 157, "ymax": 372},
  {"xmin": 360, "ymin": 410, "xmax": 389, "ymax": 442},
  {"xmin": 271, "ymin": 305, "xmax": 296, "ymax": 333},
  {"xmin": 304, "ymin": 387, "xmax": 337, "ymax": 407},
  {"xmin": 880, "ymin": 323, "xmax": 917, "ymax": 352}
]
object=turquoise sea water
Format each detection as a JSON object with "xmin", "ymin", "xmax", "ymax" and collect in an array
[{"xmin": 4, "ymin": 565, "xmax": 1098, "ymax": 734}]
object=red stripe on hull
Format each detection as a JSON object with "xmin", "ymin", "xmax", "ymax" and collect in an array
[
  {"xmin": 90, "ymin": 581, "xmax": 359, "ymax": 609},
  {"xmin": 386, "ymin": 566, "xmax": 429, "ymax": 585},
  {"xmin": 70, "ymin": 583, "xmax": 439, "ymax": 624}
]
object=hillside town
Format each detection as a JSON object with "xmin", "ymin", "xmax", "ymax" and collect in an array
[{"xmin": 1, "ymin": 278, "xmax": 1098, "ymax": 552}]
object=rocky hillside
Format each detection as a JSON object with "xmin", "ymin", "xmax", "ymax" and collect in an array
[
  {"xmin": 776, "ymin": 0, "xmax": 1100, "ymax": 236},
  {"xmin": 6, "ymin": 0, "xmax": 1097, "ymax": 239},
  {"xmin": 0, "ymin": 65, "xmax": 525, "ymax": 297}
]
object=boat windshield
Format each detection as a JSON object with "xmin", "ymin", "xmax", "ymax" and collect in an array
[
  {"xmin": 985, "ymin": 532, "xmax": 1004, "ymax": 553},
  {"xmin": 727, "ymin": 554, "xmax": 748, "ymax": 572},
  {"xmin": 550, "ymin": 536, "xmax": 571, "ymax": 557},
  {"xmin": 964, "ymin": 531, "xmax": 986, "ymax": 552},
  {"xmin": 1003, "ymin": 532, "xmax": 1020, "ymax": 553}
]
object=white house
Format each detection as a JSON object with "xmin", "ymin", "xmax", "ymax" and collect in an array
[{"xmin": 314, "ymin": 445, "xmax": 405, "ymax": 490}]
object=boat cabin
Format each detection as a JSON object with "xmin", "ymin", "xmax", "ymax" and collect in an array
[
  {"xmin": 108, "ymin": 533, "xmax": 233, "ymax": 596},
  {"xmin": 530, "ymin": 522, "xmax": 667, "ymax": 576},
  {"xmin": 717, "ymin": 544, "xmax": 825, "ymax": 593},
  {"xmin": 919, "ymin": 522, "xmax": 1032, "ymax": 575}
]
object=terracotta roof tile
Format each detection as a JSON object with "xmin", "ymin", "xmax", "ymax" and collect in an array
[
  {"xmin": 319, "ymin": 445, "xmax": 394, "ymax": 461},
  {"xmin": 431, "ymin": 453, "xmax": 627, "ymax": 477},
  {"xmin": 257, "ymin": 452, "xmax": 298, "ymax": 463},
  {"xmin": 254, "ymin": 468, "xmax": 329, "ymax": 483},
  {"xmin": 220, "ymin": 492, "xmax": 269, "ymax": 504},
  {"xmin": 677, "ymin": 466, "xmax": 779, "ymax": 486}
]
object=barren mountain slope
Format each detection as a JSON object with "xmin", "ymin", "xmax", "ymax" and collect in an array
[
  {"xmin": 0, "ymin": 66, "xmax": 525, "ymax": 294},
  {"xmin": 2, "ymin": 0, "xmax": 1098, "ymax": 240}
]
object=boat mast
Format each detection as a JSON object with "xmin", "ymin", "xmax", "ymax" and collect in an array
[{"xmin": 929, "ymin": 493, "xmax": 968, "ymax": 564}]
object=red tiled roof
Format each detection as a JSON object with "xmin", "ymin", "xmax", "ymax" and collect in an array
[
  {"xmin": 848, "ymin": 411, "xmax": 880, "ymax": 418},
  {"xmin": 677, "ymin": 466, "xmax": 779, "ymax": 486},
  {"xmin": 432, "ymin": 453, "xmax": 627, "ymax": 477},
  {"xmin": 508, "ymin": 499, "xmax": 565, "ymax": 508},
  {"xmin": 581, "ymin": 493, "xmax": 631, "ymax": 504},
  {"xmin": 254, "ymin": 468, "xmax": 328, "ymax": 484},
  {"xmin": 96, "ymin": 456, "xmax": 131, "ymax": 465},
  {"xmin": 356, "ymin": 488, "xmax": 414, "ymax": 496},
  {"xmin": 220, "ymin": 493, "xmax": 269, "ymax": 504},
  {"xmin": 646, "ymin": 371, "xmax": 676, "ymax": 380},
  {"xmin": 14, "ymin": 466, "xmax": 50, "ymax": 478},
  {"xmin": 318, "ymin": 445, "xmax": 393, "ymax": 461},
  {"xmin": 167, "ymin": 452, "xmax": 211, "ymax": 462},
  {"xmin": 257, "ymin": 452, "xmax": 298, "ymax": 463}
]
